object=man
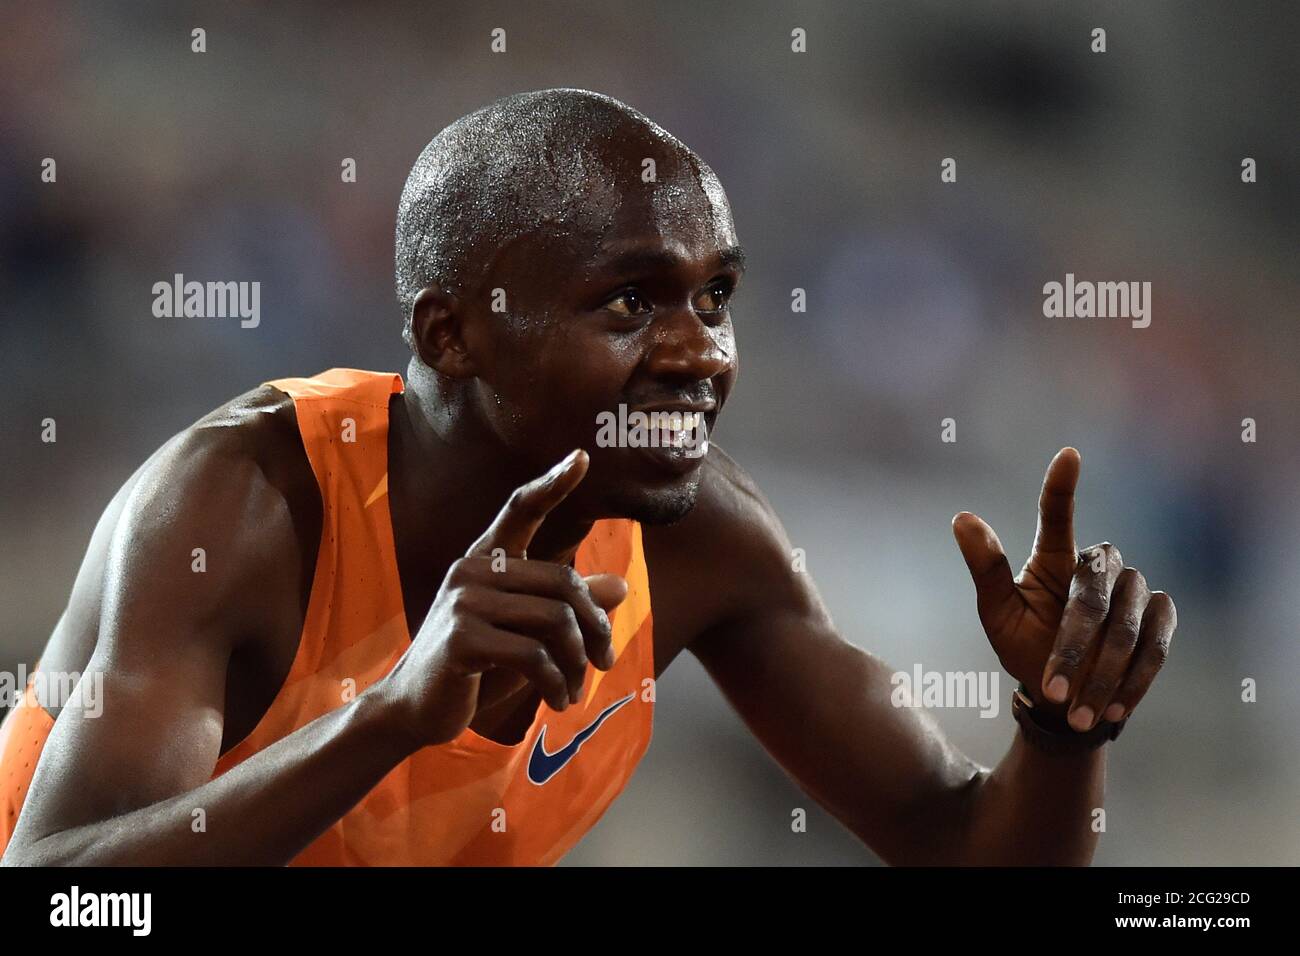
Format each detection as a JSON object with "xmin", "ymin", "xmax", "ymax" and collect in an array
[{"xmin": 0, "ymin": 88, "xmax": 1175, "ymax": 866}]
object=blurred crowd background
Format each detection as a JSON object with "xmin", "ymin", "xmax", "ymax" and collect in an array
[{"xmin": 1, "ymin": 1, "xmax": 1296, "ymax": 865}]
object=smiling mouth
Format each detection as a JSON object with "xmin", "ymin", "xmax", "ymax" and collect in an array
[{"xmin": 631, "ymin": 411, "xmax": 711, "ymax": 474}]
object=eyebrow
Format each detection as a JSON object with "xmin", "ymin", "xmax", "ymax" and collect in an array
[
  {"xmin": 592, "ymin": 243, "xmax": 747, "ymax": 277},
  {"xmin": 718, "ymin": 245, "xmax": 747, "ymax": 271}
]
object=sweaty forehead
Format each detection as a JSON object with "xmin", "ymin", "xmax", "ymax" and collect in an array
[
  {"xmin": 647, "ymin": 160, "xmax": 736, "ymax": 249},
  {"xmin": 490, "ymin": 157, "xmax": 737, "ymax": 294}
]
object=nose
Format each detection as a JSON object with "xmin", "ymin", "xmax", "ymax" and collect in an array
[{"xmin": 643, "ymin": 311, "xmax": 734, "ymax": 383}]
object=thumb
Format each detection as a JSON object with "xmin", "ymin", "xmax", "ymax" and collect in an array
[
  {"xmin": 952, "ymin": 512, "xmax": 1017, "ymax": 626},
  {"xmin": 584, "ymin": 573, "xmax": 629, "ymax": 613}
]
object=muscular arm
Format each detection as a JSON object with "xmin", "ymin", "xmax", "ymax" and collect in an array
[
  {"xmin": 695, "ymin": 611, "xmax": 1102, "ymax": 865},
  {"xmin": 2, "ymin": 422, "xmax": 418, "ymax": 866},
  {"xmin": 649, "ymin": 449, "xmax": 1105, "ymax": 865}
]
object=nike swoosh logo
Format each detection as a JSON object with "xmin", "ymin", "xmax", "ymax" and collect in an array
[{"xmin": 527, "ymin": 693, "xmax": 636, "ymax": 785}]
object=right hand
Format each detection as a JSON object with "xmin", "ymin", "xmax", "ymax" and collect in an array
[{"xmin": 381, "ymin": 449, "xmax": 629, "ymax": 748}]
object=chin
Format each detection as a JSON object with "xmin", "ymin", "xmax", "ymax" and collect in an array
[{"xmin": 603, "ymin": 475, "xmax": 703, "ymax": 526}]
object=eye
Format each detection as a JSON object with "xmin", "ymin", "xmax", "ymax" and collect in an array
[
  {"xmin": 694, "ymin": 281, "xmax": 734, "ymax": 313},
  {"xmin": 604, "ymin": 288, "xmax": 652, "ymax": 317}
]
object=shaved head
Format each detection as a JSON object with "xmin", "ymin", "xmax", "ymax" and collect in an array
[{"xmin": 394, "ymin": 88, "xmax": 726, "ymax": 348}]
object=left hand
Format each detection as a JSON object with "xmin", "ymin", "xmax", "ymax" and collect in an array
[{"xmin": 951, "ymin": 447, "xmax": 1177, "ymax": 732}]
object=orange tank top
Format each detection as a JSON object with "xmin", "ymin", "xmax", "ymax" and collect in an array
[{"xmin": 0, "ymin": 368, "xmax": 655, "ymax": 865}]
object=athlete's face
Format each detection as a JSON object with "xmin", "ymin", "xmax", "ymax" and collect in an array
[{"xmin": 468, "ymin": 158, "xmax": 743, "ymax": 524}]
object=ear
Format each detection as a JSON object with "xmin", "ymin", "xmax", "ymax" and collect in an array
[{"xmin": 410, "ymin": 283, "xmax": 477, "ymax": 377}]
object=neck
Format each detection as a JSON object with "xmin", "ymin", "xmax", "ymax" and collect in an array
[{"xmin": 388, "ymin": 359, "xmax": 594, "ymax": 570}]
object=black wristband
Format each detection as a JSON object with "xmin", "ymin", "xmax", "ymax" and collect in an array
[{"xmin": 1011, "ymin": 682, "xmax": 1126, "ymax": 754}]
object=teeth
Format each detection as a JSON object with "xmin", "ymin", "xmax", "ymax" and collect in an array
[
  {"xmin": 658, "ymin": 414, "xmax": 698, "ymax": 447},
  {"xmin": 631, "ymin": 410, "xmax": 710, "ymax": 457}
]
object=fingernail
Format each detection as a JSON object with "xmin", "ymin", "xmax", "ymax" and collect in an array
[
  {"xmin": 1103, "ymin": 703, "xmax": 1126, "ymax": 722},
  {"xmin": 604, "ymin": 646, "xmax": 616, "ymax": 669},
  {"xmin": 1069, "ymin": 706, "xmax": 1094, "ymax": 731},
  {"xmin": 1046, "ymin": 674, "xmax": 1069, "ymax": 702}
]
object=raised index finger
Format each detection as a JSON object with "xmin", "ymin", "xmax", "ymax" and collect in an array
[
  {"xmin": 1031, "ymin": 446, "xmax": 1080, "ymax": 561},
  {"xmin": 467, "ymin": 449, "xmax": 589, "ymax": 559}
]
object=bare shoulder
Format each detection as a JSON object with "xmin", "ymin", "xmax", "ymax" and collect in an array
[
  {"xmin": 37, "ymin": 385, "xmax": 317, "ymax": 689},
  {"xmin": 642, "ymin": 445, "xmax": 820, "ymax": 656},
  {"xmin": 110, "ymin": 383, "xmax": 310, "ymax": 559}
]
